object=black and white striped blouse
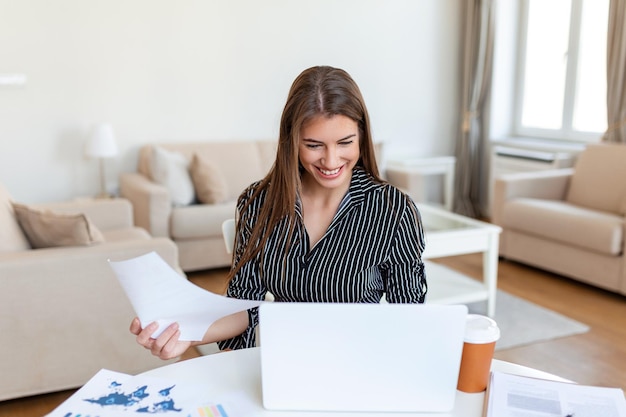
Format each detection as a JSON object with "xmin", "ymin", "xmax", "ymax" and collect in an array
[{"xmin": 218, "ymin": 167, "xmax": 427, "ymax": 350}]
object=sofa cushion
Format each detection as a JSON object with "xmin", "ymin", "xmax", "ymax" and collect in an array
[
  {"xmin": 139, "ymin": 141, "xmax": 276, "ymax": 202},
  {"xmin": 256, "ymin": 140, "xmax": 278, "ymax": 174},
  {"xmin": 150, "ymin": 146, "xmax": 195, "ymax": 207},
  {"xmin": 566, "ymin": 143, "xmax": 626, "ymax": 215},
  {"xmin": 170, "ymin": 203, "xmax": 236, "ymax": 239},
  {"xmin": 12, "ymin": 203, "xmax": 105, "ymax": 249},
  {"xmin": 0, "ymin": 184, "xmax": 31, "ymax": 252},
  {"xmin": 102, "ymin": 227, "xmax": 151, "ymax": 242},
  {"xmin": 502, "ymin": 198, "xmax": 623, "ymax": 256},
  {"xmin": 192, "ymin": 142, "xmax": 268, "ymax": 201},
  {"xmin": 189, "ymin": 153, "xmax": 229, "ymax": 204}
]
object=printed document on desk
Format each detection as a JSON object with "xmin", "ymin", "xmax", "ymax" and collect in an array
[
  {"xmin": 46, "ymin": 368, "xmax": 236, "ymax": 417},
  {"xmin": 484, "ymin": 371, "xmax": 626, "ymax": 417},
  {"xmin": 109, "ymin": 251, "xmax": 263, "ymax": 341}
]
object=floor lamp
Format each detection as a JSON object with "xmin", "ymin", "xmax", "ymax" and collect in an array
[{"xmin": 85, "ymin": 123, "xmax": 118, "ymax": 198}]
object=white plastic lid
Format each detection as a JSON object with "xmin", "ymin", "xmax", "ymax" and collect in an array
[{"xmin": 464, "ymin": 314, "xmax": 500, "ymax": 344}]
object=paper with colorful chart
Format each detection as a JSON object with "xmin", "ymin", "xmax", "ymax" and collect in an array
[
  {"xmin": 108, "ymin": 251, "xmax": 264, "ymax": 341},
  {"xmin": 45, "ymin": 368, "xmax": 234, "ymax": 416}
]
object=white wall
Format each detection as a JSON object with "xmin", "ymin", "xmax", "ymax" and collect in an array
[{"xmin": 0, "ymin": 0, "xmax": 463, "ymax": 203}]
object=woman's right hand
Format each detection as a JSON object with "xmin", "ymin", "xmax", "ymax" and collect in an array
[{"xmin": 130, "ymin": 317, "xmax": 192, "ymax": 360}]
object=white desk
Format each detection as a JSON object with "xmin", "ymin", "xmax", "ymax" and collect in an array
[{"xmin": 141, "ymin": 347, "xmax": 568, "ymax": 417}]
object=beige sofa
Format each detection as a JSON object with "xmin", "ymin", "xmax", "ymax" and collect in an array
[
  {"xmin": 0, "ymin": 184, "xmax": 181, "ymax": 400},
  {"xmin": 491, "ymin": 143, "xmax": 626, "ymax": 295},
  {"xmin": 119, "ymin": 141, "xmax": 277, "ymax": 271}
]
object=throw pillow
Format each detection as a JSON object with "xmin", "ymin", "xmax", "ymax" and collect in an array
[
  {"xmin": 12, "ymin": 203, "xmax": 105, "ymax": 249},
  {"xmin": 189, "ymin": 153, "xmax": 229, "ymax": 204},
  {"xmin": 0, "ymin": 185, "xmax": 31, "ymax": 251},
  {"xmin": 150, "ymin": 146, "xmax": 195, "ymax": 206}
]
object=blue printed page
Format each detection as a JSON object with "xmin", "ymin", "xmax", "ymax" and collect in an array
[{"xmin": 46, "ymin": 369, "xmax": 234, "ymax": 416}]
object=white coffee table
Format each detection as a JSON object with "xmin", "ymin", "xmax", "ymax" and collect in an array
[
  {"xmin": 420, "ymin": 204, "xmax": 502, "ymax": 317},
  {"xmin": 141, "ymin": 347, "xmax": 568, "ymax": 417}
]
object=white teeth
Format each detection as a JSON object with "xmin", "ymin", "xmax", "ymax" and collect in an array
[{"xmin": 320, "ymin": 167, "xmax": 340, "ymax": 175}]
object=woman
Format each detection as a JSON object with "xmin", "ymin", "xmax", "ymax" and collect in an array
[{"xmin": 132, "ymin": 65, "xmax": 427, "ymax": 358}]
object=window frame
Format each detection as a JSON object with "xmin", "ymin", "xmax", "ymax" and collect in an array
[{"xmin": 513, "ymin": 0, "xmax": 605, "ymax": 143}]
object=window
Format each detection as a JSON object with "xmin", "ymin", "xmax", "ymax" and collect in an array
[{"xmin": 515, "ymin": 0, "xmax": 609, "ymax": 141}]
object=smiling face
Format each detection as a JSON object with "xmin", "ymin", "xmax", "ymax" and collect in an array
[{"xmin": 298, "ymin": 114, "xmax": 360, "ymax": 193}]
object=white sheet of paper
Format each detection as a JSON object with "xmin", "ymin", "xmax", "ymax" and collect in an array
[{"xmin": 109, "ymin": 251, "xmax": 263, "ymax": 341}]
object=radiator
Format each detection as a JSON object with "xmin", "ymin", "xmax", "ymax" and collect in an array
[{"xmin": 491, "ymin": 146, "xmax": 576, "ymax": 176}]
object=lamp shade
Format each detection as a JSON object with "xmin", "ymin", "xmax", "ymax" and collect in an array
[{"xmin": 85, "ymin": 123, "xmax": 118, "ymax": 158}]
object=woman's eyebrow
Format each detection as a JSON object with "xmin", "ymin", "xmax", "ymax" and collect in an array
[{"xmin": 302, "ymin": 134, "xmax": 357, "ymax": 143}]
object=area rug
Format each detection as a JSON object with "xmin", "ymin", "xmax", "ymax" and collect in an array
[{"xmin": 467, "ymin": 290, "xmax": 590, "ymax": 350}]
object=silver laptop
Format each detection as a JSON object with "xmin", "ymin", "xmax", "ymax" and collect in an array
[{"xmin": 258, "ymin": 302, "xmax": 467, "ymax": 413}]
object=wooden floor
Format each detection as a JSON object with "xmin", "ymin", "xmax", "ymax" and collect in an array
[{"xmin": 2, "ymin": 254, "xmax": 625, "ymax": 416}]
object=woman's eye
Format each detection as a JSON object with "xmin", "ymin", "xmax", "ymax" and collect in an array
[
  {"xmin": 306, "ymin": 144, "xmax": 322, "ymax": 149},
  {"xmin": 339, "ymin": 140, "xmax": 354, "ymax": 146}
]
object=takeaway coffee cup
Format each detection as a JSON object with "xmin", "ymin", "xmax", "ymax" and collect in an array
[{"xmin": 457, "ymin": 314, "xmax": 500, "ymax": 393}]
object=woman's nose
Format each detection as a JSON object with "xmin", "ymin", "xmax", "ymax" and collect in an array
[{"xmin": 322, "ymin": 146, "xmax": 339, "ymax": 166}]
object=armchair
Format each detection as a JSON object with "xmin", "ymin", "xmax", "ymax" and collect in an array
[
  {"xmin": 491, "ymin": 143, "xmax": 626, "ymax": 295},
  {"xmin": 119, "ymin": 141, "xmax": 277, "ymax": 272},
  {"xmin": 0, "ymin": 184, "xmax": 181, "ymax": 400}
]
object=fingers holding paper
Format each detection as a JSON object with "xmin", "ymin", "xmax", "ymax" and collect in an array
[
  {"xmin": 130, "ymin": 317, "xmax": 191, "ymax": 360},
  {"xmin": 111, "ymin": 252, "xmax": 264, "ymax": 345},
  {"xmin": 129, "ymin": 312, "xmax": 249, "ymax": 359}
]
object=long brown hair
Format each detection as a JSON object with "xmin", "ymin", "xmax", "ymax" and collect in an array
[{"xmin": 228, "ymin": 66, "xmax": 383, "ymax": 280}]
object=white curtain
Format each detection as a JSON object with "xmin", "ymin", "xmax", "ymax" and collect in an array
[
  {"xmin": 454, "ymin": 0, "xmax": 496, "ymax": 217},
  {"xmin": 603, "ymin": 0, "xmax": 626, "ymax": 143}
]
